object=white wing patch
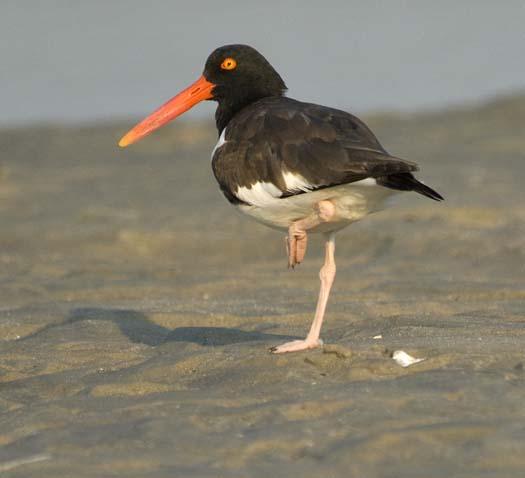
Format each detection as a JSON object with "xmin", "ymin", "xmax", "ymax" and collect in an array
[
  {"xmin": 352, "ymin": 177, "xmax": 378, "ymax": 186},
  {"xmin": 211, "ymin": 129, "xmax": 227, "ymax": 160},
  {"xmin": 236, "ymin": 182, "xmax": 282, "ymax": 207},
  {"xmin": 236, "ymin": 176, "xmax": 380, "ymax": 208},
  {"xmin": 282, "ymin": 171, "xmax": 314, "ymax": 193},
  {"xmin": 283, "ymin": 172, "xmax": 377, "ymax": 193}
]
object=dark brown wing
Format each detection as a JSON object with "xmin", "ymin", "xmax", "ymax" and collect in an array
[{"xmin": 212, "ymin": 96, "xmax": 419, "ymax": 204}]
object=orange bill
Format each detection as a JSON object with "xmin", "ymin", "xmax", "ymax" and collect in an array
[{"xmin": 118, "ymin": 75, "xmax": 215, "ymax": 147}]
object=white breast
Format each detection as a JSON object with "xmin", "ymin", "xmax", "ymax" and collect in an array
[{"xmin": 211, "ymin": 129, "xmax": 227, "ymax": 160}]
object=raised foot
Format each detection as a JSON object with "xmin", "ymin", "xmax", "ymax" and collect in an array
[
  {"xmin": 269, "ymin": 338, "xmax": 323, "ymax": 354},
  {"xmin": 286, "ymin": 230, "xmax": 307, "ymax": 269}
]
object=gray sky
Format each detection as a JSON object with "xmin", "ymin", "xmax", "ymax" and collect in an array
[{"xmin": 2, "ymin": 0, "xmax": 524, "ymax": 125}]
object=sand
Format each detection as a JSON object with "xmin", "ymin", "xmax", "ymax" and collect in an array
[{"xmin": 0, "ymin": 95, "xmax": 524, "ymax": 477}]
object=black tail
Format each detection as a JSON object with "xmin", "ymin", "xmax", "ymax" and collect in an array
[{"xmin": 377, "ymin": 172, "xmax": 444, "ymax": 201}]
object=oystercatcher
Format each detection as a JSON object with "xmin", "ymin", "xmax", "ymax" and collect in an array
[{"xmin": 119, "ymin": 44, "xmax": 443, "ymax": 354}]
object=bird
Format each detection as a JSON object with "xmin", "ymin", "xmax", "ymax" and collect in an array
[{"xmin": 119, "ymin": 44, "xmax": 443, "ymax": 354}]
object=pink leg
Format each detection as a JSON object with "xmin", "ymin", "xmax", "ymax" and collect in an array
[
  {"xmin": 271, "ymin": 232, "xmax": 337, "ymax": 353},
  {"xmin": 287, "ymin": 200, "xmax": 336, "ymax": 268}
]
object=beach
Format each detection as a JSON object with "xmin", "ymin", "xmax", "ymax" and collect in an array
[{"xmin": 0, "ymin": 95, "xmax": 524, "ymax": 476}]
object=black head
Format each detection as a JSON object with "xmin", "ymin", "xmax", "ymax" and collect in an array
[
  {"xmin": 203, "ymin": 44, "xmax": 287, "ymax": 132},
  {"xmin": 204, "ymin": 44, "xmax": 287, "ymax": 102},
  {"xmin": 118, "ymin": 44, "xmax": 286, "ymax": 147}
]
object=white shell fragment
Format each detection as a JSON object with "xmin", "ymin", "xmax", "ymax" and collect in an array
[
  {"xmin": 392, "ymin": 350, "xmax": 426, "ymax": 367},
  {"xmin": 372, "ymin": 334, "xmax": 383, "ymax": 339}
]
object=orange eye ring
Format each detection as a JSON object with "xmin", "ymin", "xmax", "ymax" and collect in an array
[{"xmin": 220, "ymin": 58, "xmax": 237, "ymax": 71}]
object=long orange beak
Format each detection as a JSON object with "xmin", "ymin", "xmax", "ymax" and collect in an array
[{"xmin": 118, "ymin": 75, "xmax": 215, "ymax": 147}]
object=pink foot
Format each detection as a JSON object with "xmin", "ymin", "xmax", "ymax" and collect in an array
[
  {"xmin": 269, "ymin": 338, "xmax": 323, "ymax": 354},
  {"xmin": 287, "ymin": 227, "xmax": 307, "ymax": 268}
]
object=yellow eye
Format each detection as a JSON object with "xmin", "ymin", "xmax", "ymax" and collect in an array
[{"xmin": 220, "ymin": 58, "xmax": 237, "ymax": 70}]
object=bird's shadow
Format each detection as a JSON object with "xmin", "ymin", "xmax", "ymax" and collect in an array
[{"xmin": 22, "ymin": 307, "xmax": 297, "ymax": 347}]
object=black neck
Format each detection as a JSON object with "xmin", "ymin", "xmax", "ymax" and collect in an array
[
  {"xmin": 215, "ymin": 98, "xmax": 241, "ymax": 134},
  {"xmin": 215, "ymin": 91, "xmax": 282, "ymax": 134},
  {"xmin": 213, "ymin": 74, "xmax": 287, "ymax": 134}
]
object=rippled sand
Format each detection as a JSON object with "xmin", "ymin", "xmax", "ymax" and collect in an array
[{"xmin": 1, "ymin": 96, "xmax": 524, "ymax": 477}]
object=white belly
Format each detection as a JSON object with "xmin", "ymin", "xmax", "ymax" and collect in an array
[{"xmin": 237, "ymin": 182, "xmax": 398, "ymax": 232}]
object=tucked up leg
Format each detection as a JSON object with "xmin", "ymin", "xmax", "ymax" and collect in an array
[
  {"xmin": 287, "ymin": 199, "xmax": 336, "ymax": 268},
  {"xmin": 271, "ymin": 232, "xmax": 337, "ymax": 353}
]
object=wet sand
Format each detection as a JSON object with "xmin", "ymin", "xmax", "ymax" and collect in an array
[{"xmin": 0, "ymin": 96, "xmax": 524, "ymax": 477}]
